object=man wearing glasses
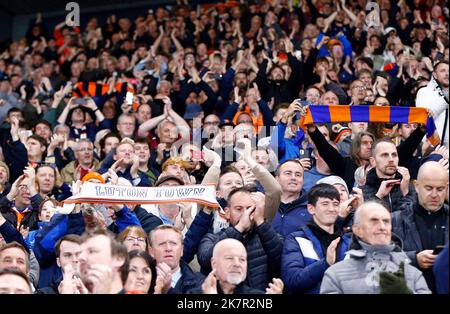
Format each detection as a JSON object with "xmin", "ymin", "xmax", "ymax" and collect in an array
[{"xmin": 348, "ymin": 79, "xmax": 368, "ymax": 105}]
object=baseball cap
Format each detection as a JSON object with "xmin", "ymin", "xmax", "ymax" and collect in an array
[{"xmin": 154, "ymin": 175, "xmax": 185, "ymax": 187}]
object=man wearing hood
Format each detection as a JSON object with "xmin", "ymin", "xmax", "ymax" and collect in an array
[{"xmin": 320, "ymin": 201, "xmax": 430, "ymax": 294}]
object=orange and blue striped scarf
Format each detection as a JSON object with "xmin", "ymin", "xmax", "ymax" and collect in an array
[{"xmin": 299, "ymin": 105, "xmax": 440, "ymax": 146}]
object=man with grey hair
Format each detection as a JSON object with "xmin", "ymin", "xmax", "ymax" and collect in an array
[
  {"xmin": 320, "ymin": 201, "xmax": 430, "ymax": 294},
  {"xmin": 61, "ymin": 139, "xmax": 100, "ymax": 184},
  {"xmin": 116, "ymin": 113, "xmax": 136, "ymax": 139}
]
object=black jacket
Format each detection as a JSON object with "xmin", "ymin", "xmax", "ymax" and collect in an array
[
  {"xmin": 0, "ymin": 194, "xmax": 42, "ymax": 231},
  {"xmin": 255, "ymin": 54, "xmax": 303, "ymax": 105},
  {"xmin": 34, "ymin": 275, "xmax": 62, "ymax": 294},
  {"xmin": 309, "ymin": 126, "xmax": 427, "ymax": 191},
  {"xmin": 392, "ymin": 202, "xmax": 449, "ymax": 292},
  {"xmin": 167, "ymin": 261, "xmax": 205, "ymax": 294},
  {"xmin": 362, "ymin": 168, "xmax": 416, "ymax": 212},
  {"xmin": 392, "ymin": 202, "xmax": 449, "ymax": 266},
  {"xmin": 189, "ymin": 281, "xmax": 264, "ymax": 294},
  {"xmin": 197, "ymin": 221, "xmax": 283, "ymax": 292}
]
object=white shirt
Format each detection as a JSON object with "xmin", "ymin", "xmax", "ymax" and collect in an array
[{"xmin": 171, "ymin": 267, "xmax": 182, "ymax": 288}]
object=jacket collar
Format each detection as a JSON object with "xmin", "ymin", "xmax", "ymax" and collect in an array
[{"xmin": 365, "ymin": 167, "xmax": 402, "ymax": 186}]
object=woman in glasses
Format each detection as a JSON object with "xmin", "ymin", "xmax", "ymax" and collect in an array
[{"xmin": 117, "ymin": 225, "xmax": 149, "ymax": 252}]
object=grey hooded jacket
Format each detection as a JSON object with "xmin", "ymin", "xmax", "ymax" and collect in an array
[{"xmin": 320, "ymin": 240, "xmax": 431, "ymax": 294}]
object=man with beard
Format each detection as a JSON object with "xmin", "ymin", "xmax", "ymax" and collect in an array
[
  {"xmin": 198, "ymin": 239, "xmax": 284, "ymax": 294},
  {"xmin": 78, "ymin": 228, "xmax": 128, "ymax": 294},
  {"xmin": 392, "ymin": 161, "xmax": 449, "ymax": 293},
  {"xmin": 416, "ymin": 61, "xmax": 449, "ymax": 146},
  {"xmin": 197, "ymin": 187, "xmax": 283, "ymax": 291},
  {"xmin": 363, "ymin": 139, "xmax": 416, "ymax": 212},
  {"xmin": 306, "ymin": 118, "xmax": 426, "ymax": 191}
]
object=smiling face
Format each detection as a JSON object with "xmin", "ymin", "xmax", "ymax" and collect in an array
[
  {"xmin": 134, "ymin": 142, "xmax": 150, "ymax": 164},
  {"xmin": 35, "ymin": 123, "xmax": 52, "ymax": 141},
  {"xmin": 114, "ymin": 142, "xmax": 134, "ymax": 165},
  {"xmin": 276, "ymin": 161, "xmax": 304, "ymax": 194},
  {"xmin": 0, "ymin": 248, "xmax": 28, "ymax": 275},
  {"xmin": 307, "ymin": 197, "xmax": 340, "ymax": 228}
]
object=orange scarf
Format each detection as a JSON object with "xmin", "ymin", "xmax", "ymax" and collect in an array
[{"xmin": 232, "ymin": 107, "xmax": 264, "ymax": 133}]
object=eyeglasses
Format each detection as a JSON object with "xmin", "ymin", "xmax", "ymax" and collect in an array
[
  {"xmin": 352, "ymin": 86, "xmax": 366, "ymax": 90},
  {"xmin": 125, "ymin": 236, "xmax": 146, "ymax": 243},
  {"xmin": 18, "ymin": 185, "xmax": 29, "ymax": 190}
]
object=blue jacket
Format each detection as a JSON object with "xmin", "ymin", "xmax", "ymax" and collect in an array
[
  {"xmin": 272, "ymin": 193, "xmax": 309, "ymax": 237},
  {"xmin": 33, "ymin": 212, "xmax": 84, "ymax": 288},
  {"xmin": 24, "ymin": 221, "xmax": 45, "ymax": 249},
  {"xmin": 281, "ymin": 226, "xmax": 350, "ymax": 294},
  {"xmin": 197, "ymin": 221, "xmax": 283, "ymax": 291},
  {"xmin": 133, "ymin": 206, "xmax": 163, "ymax": 234},
  {"xmin": 433, "ymin": 243, "xmax": 449, "ymax": 294},
  {"xmin": 107, "ymin": 205, "xmax": 142, "ymax": 234},
  {"xmin": 183, "ymin": 210, "xmax": 213, "ymax": 264},
  {"xmin": 270, "ymin": 120, "xmax": 304, "ymax": 163},
  {"xmin": 303, "ymin": 167, "xmax": 330, "ymax": 193}
]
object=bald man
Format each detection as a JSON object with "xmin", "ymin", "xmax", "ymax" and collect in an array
[
  {"xmin": 392, "ymin": 161, "xmax": 449, "ymax": 293},
  {"xmin": 197, "ymin": 239, "xmax": 283, "ymax": 294},
  {"xmin": 321, "ymin": 201, "xmax": 430, "ymax": 294}
]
